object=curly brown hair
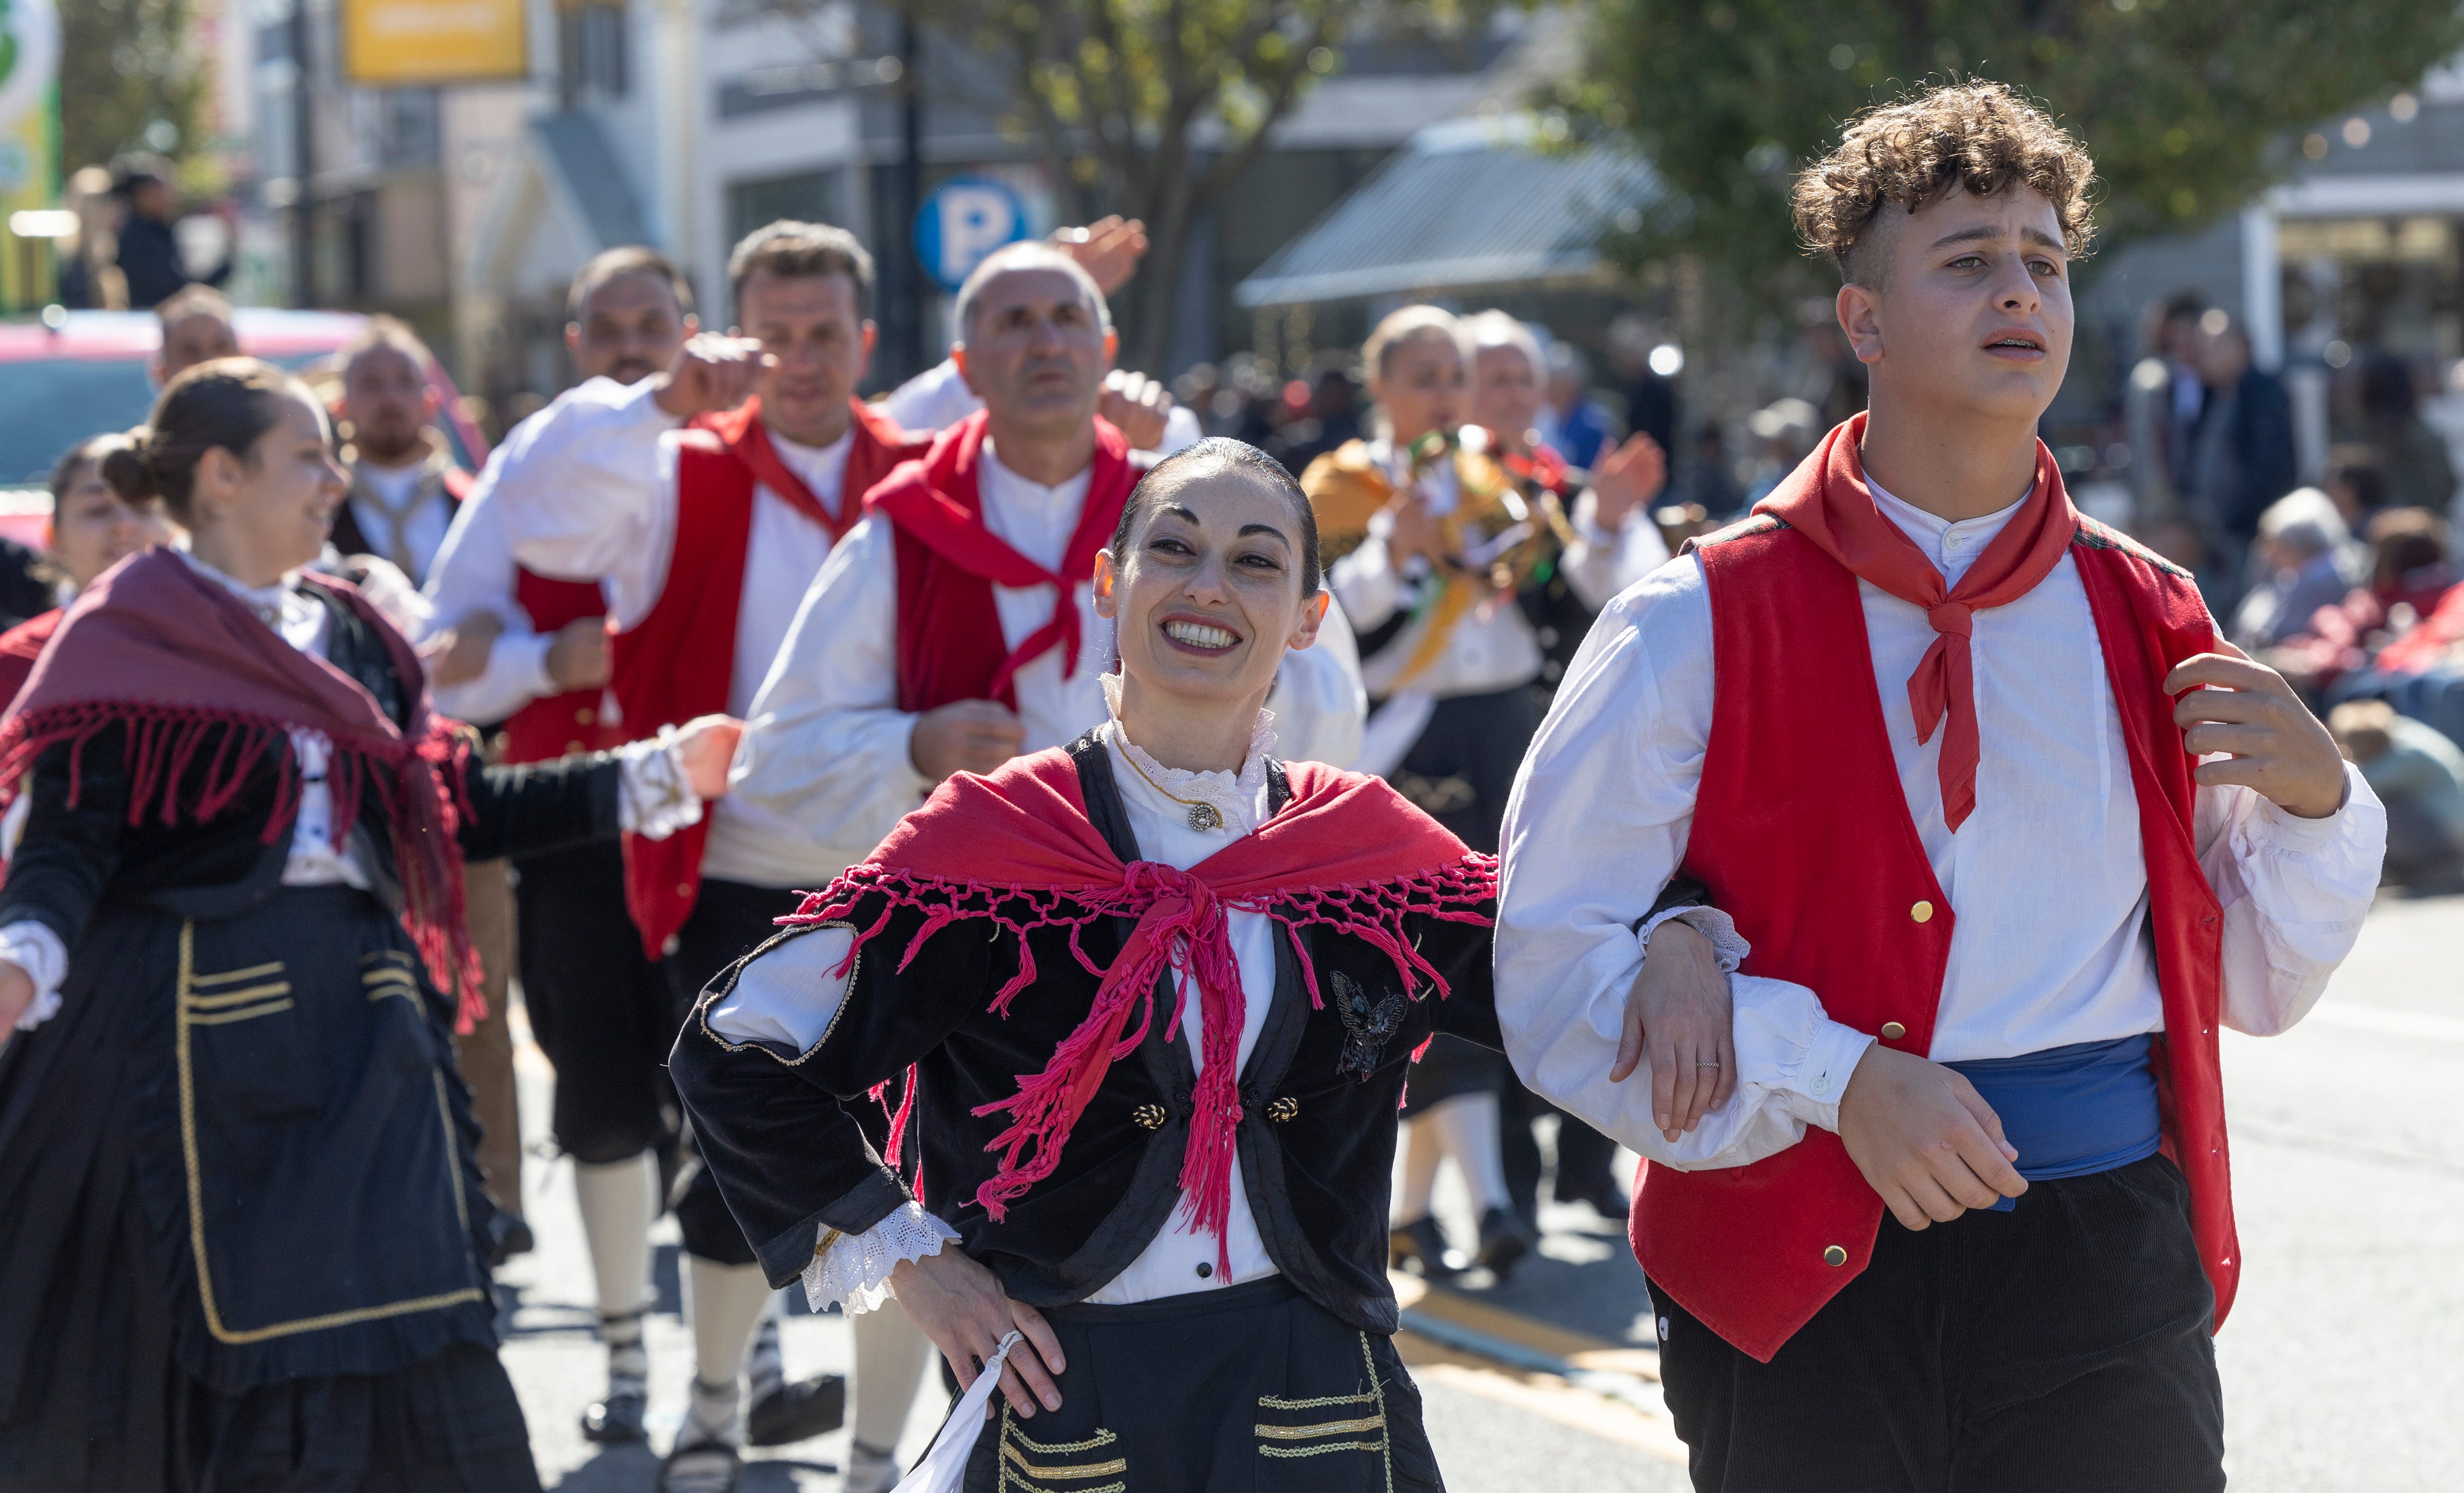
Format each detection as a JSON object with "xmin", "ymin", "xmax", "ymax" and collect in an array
[{"xmin": 1792, "ymin": 81, "xmax": 2097, "ymax": 287}]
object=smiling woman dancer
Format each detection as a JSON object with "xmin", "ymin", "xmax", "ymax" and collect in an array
[
  {"xmin": 0, "ymin": 358, "xmax": 741, "ymax": 1492},
  {"xmin": 674, "ymin": 438, "xmax": 1508, "ymax": 1492}
]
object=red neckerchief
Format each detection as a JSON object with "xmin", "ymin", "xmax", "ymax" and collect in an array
[
  {"xmin": 865, "ymin": 409, "xmax": 1136, "ymax": 699},
  {"xmin": 788, "ymin": 746, "xmax": 1494, "ymax": 1274},
  {"xmin": 1753, "ymin": 412, "xmax": 2078, "ymax": 830},
  {"xmin": 700, "ymin": 398, "xmax": 905, "ymax": 543}
]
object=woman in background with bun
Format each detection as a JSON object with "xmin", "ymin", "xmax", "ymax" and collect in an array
[{"xmin": 0, "ymin": 357, "xmax": 744, "ymax": 1491}]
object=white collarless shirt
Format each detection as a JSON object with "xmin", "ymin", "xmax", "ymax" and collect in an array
[{"xmin": 1495, "ymin": 482, "xmax": 2387, "ymax": 1171}]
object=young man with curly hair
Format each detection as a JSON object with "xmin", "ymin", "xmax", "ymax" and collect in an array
[{"xmin": 1498, "ymin": 82, "xmax": 2388, "ymax": 1490}]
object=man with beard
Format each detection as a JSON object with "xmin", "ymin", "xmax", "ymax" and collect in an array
[
  {"xmin": 333, "ymin": 318, "xmax": 466, "ymax": 587},
  {"xmin": 491, "ymin": 223, "xmax": 933, "ymax": 1493}
]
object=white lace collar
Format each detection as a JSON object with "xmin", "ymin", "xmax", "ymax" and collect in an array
[
  {"xmin": 178, "ymin": 548, "xmax": 299, "ymax": 623},
  {"xmin": 1099, "ymin": 671, "xmax": 1276, "ymax": 832}
]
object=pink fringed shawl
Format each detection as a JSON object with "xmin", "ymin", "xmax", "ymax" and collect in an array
[
  {"xmin": 0, "ymin": 548, "xmax": 485, "ymax": 1029},
  {"xmin": 786, "ymin": 746, "xmax": 1495, "ymax": 1272}
]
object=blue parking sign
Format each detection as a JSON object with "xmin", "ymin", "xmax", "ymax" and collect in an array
[{"xmin": 913, "ymin": 178, "xmax": 1031, "ymax": 293}]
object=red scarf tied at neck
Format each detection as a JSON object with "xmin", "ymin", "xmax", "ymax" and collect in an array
[
  {"xmin": 864, "ymin": 410, "xmax": 1137, "ymax": 702},
  {"xmin": 0, "ymin": 548, "xmax": 486, "ymax": 1028},
  {"xmin": 787, "ymin": 745, "xmax": 1494, "ymax": 1275},
  {"xmin": 696, "ymin": 396, "xmax": 907, "ymax": 544},
  {"xmin": 1754, "ymin": 412, "xmax": 2079, "ymax": 830}
]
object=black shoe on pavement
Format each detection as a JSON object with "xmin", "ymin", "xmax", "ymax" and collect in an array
[
  {"xmin": 1475, "ymin": 1205, "xmax": 1537, "ymax": 1280},
  {"xmin": 745, "ymin": 1372, "xmax": 846, "ymax": 1447},
  {"xmin": 580, "ymin": 1389, "xmax": 648, "ymax": 1444},
  {"xmin": 657, "ymin": 1439, "xmax": 741, "ymax": 1493},
  {"xmin": 1390, "ymin": 1215, "xmax": 1463, "ymax": 1279}
]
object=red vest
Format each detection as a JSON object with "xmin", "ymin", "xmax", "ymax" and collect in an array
[
  {"xmin": 1635, "ymin": 514, "xmax": 2235, "ymax": 1363},
  {"xmin": 609, "ymin": 399, "xmax": 924, "ymax": 958},
  {"xmin": 499, "ymin": 569, "xmax": 616, "ymax": 765}
]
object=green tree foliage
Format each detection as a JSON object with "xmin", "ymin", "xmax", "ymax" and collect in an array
[
  {"xmin": 911, "ymin": 0, "xmax": 1494, "ymax": 370},
  {"xmin": 1567, "ymin": 0, "xmax": 2464, "ymax": 291},
  {"xmin": 58, "ymin": 0, "xmax": 207, "ymax": 178}
]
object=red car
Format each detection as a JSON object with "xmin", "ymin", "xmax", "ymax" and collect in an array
[{"xmin": 0, "ymin": 308, "xmax": 488, "ymax": 548}]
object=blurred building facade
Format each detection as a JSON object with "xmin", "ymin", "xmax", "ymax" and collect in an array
[
  {"xmin": 213, "ymin": 0, "xmax": 1563, "ymax": 427},
  {"xmin": 2072, "ymin": 59, "xmax": 2464, "ymax": 518}
]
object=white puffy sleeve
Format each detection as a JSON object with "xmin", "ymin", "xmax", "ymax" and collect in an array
[
  {"xmin": 1495, "ymin": 555, "xmax": 1873, "ymax": 1168},
  {"xmin": 2196, "ymin": 762, "xmax": 2387, "ymax": 1036},
  {"xmin": 495, "ymin": 377, "xmax": 685, "ymax": 630}
]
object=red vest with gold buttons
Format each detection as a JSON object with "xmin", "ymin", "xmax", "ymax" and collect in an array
[
  {"xmin": 500, "ymin": 567, "xmax": 617, "ymax": 765},
  {"xmin": 1634, "ymin": 512, "xmax": 2237, "ymax": 1363}
]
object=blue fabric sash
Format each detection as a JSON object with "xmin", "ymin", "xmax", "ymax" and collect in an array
[{"xmin": 1942, "ymin": 1035, "xmax": 2161, "ymax": 1211}]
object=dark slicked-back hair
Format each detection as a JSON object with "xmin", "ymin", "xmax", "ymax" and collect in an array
[
  {"xmin": 1110, "ymin": 438, "xmax": 1321, "ymax": 596},
  {"xmin": 727, "ymin": 220, "xmax": 875, "ymax": 320},
  {"xmin": 569, "ymin": 245, "xmax": 695, "ymax": 320},
  {"xmin": 1793, "ymin": 80, "xmax": 2097, "ymax": 288}
]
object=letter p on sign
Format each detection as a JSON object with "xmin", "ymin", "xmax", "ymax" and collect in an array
[{"xmin": 914, "ymin": 177, "xmax": 1030, "ymax": 293}]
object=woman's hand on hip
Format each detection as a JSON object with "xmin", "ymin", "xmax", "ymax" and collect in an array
[{"xmin": 890, "ymin": 1246, "xmax": 1067, "ymax": 1418}]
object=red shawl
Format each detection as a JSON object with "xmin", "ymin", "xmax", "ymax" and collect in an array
[
  {"xmin": 0, "ymin": 548, "xmax": 485, "ymax": 1028},
  {"xmin": 787, "ymin": 745, "xmax": 1494, "ymax": 1272},
  {"xmin": 1754, "ymin": 413, "xmax": 2077, "ymax": 830},
  {"xmin": 864, "ymin": 410, "xmax": 1139, "ymax": 711}
]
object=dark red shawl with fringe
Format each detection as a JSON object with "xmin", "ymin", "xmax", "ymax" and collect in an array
[
  {"xmin": 785, "ymin": 744, "xmax": 1495, "ymax": 1272},
  {"xmin": 0, "ymin": 547, "xmax": 485, "ymax": 1028}
]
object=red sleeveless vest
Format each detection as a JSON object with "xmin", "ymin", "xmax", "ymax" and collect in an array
[
  {"xmin": 500, "ymin": 568, "xmax": 616, "ymax": 765},
  {"xmin": 608, "ymin": 400, "xmax": 924, "ymax": 959},
  {"xmin": 1635, "ymin": 514, "xmax": 2236, "ymax": 1363}
]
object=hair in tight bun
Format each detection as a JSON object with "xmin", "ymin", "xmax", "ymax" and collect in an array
[{"xmin": 139, "ymin": 358, "xmax": 300, "ymax": 522}]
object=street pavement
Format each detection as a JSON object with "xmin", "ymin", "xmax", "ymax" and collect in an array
[{"xmin": 496, "ymin": 893, "xmax": 2464, "ymax": 1491}]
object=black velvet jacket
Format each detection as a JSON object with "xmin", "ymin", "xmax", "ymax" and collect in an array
[
  {"xmin": 0, "ymin": 581, "xmax": 623, "ymax": 950},
  {"xmin": 673, "ymin": 738, "xmax": 1502, "ymax": 1334}
]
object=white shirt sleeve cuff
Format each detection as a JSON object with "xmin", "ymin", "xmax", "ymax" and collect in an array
[
  {"xmin": 2247, "ymin": 760, "xmax": 2362, "ymax": 853},
  {"xmin": 1785, "ymin": 1019, "xmax": 1875, "ymax": 1129},
  {"xmin": 803, "ymin": 1201, "xmax": 962, "ymax": 1315},
  {"xmin": 616, "ymin": 725, "xmax": 706, "ymax": 840},
  {"xmin": 0, "ymin": 919, "xmax": 70, "ymax": 1030}
]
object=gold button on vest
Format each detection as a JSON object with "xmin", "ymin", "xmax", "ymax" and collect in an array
[
  {"xmin": 1880, "ymin": 1021, "xmax": 1906, "ymax": 1041},
  {"xmin": 1910, "ymin": 900, "xmax": 1934, "ymax": 923},
  {"xmin": 1822, "ymin": 1245, "xmax": 1848, "ymax": 1267}
]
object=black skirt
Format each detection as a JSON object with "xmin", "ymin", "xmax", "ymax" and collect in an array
[
  {"xmin": 0, "ymin": 886, "xmax": 537, "ymax": 1492},
  {"xmin": 960, "ymin": 1275, "xmax": 1442, "ymax": 1493}
]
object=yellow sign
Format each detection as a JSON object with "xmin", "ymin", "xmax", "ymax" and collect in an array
[{"xmin": 343, "ymin": 0, "xmax": 527, "ymax": 85}]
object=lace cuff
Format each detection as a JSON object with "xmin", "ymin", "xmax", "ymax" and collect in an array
[
  {"xmin": 1638, "ymin": 904, "xmax": 1749, "ymax": 974},
  {"xmin": 802, "ymin": 1201, "xmax": 962, "ymax": 1315},
  {"xmin": 616, "ymin": 725, "xmax": 705, "ymax": 840},
  {"xmin": 0, "ymin": 919, "xmax": 68, "ymax": 1031}
]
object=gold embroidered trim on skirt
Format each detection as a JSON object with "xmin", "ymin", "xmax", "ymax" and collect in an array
[
  {"xmin": 1008, "ymin": 1425, "xmax": 1118, "ymax": 1455},
  {"xmin": 1259, "ymin": 1389, "xmax": 1377, "ymax": 1410},
  {"xmin": 1255, "ymin": 1414, "xmax": 1386, "ymax": 1439},
  {"xmin": 998, "ymin": 1408, "xmax": 1126, "ymax": 1492},
  {"xmin": 999, "ymin": 1442, "xmax": 1128, "ymax": 1478},
  {"xmin": 184, "ymin": 979, "xmax": 293, "ymax": 1008},
  {"xmin": 363, "ymin": 968, "xmax": 421, "ymax": 1003},
  {"xmin": 1262, "ymin": 1440, "xmax": 1389, "ymax": 1459},
  {"xmin": 176, "ymin": 921, "xmax": 486, "ymax": 1344},
  {"xmin": 188, "ymin": 960, "xmax": 285, "ymax": 986}
]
